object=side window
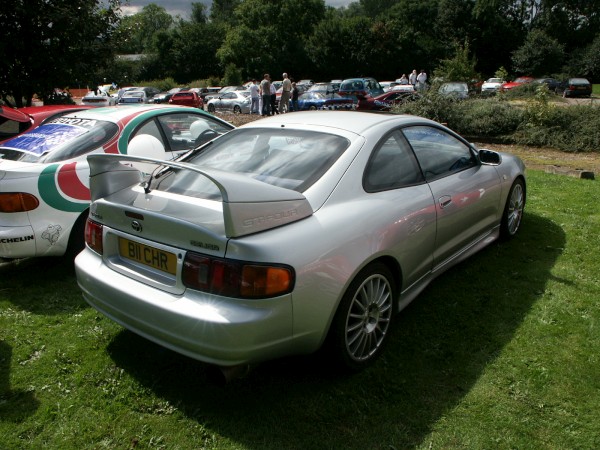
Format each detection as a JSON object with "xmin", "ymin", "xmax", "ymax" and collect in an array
[
  {"xmin": 364, "ymin": 131, "xmax": 424, "ymax": 192},
  {"xmin": 402, "ymin": 126, "xmax": 476, "ymax": 181},
  {"xmin": 157, "ymin": 113, "xmax": 232, "ymax": 151},
  {"xmin": 135, "ymin": 119, "xmax": 164, "ymax": 144}
]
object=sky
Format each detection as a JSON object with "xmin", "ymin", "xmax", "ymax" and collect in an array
[{"xmin": 121, "ymin": 1, "xmax": 353, "ymax": 18}]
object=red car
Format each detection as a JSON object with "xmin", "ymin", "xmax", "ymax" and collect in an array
[
  {"xmin": 357, "ymin": 90, "xmax": 420, "ymax": 111},
  {"xmin": 500, "ymin": 76, "xmax": 535, "ymax": 92},
  {"xmin": 168, "ymin": 91, "xmax": 203, "ymax": 109},
  {"xmin": 0, "ymin": 104, "xmax": 92, "ymax": 144}
]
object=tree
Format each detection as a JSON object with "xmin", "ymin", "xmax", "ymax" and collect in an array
[
  {"xmin": 511, "ymin": 29, "xmax": 565, "ymax": 76},
  {"xmin": 0, "ymin": 0, "xmax": 121, "ymax": 107},
  {"xmin": 433, "ymin": 41, "xmax": 480, "ymax": 82},
  {"xmin": 217, "ymin": 0, "xmax": 326, "ymax": 80},
  {"xmin": 113, "ymin": 4, "xmax": 173, "ymax": 54}
]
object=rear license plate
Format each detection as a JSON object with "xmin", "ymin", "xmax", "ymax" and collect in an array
[{"xmin": 119, "ymin": 238, "xmax": 177, "ymax": 275}]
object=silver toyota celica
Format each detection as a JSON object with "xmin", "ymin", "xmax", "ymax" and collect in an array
[{"xmin": 75, "ymin": 111, "xmax": 526, "ymax": 375}]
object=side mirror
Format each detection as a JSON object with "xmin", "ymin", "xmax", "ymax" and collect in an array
[{"xmin": 478, "ymin": 149, "xmax": 501, "ymax": 165}]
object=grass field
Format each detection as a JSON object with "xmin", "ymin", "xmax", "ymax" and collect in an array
[{"xmin": 1, "ymin": 169, "xmax": 599, "ymax": 449}]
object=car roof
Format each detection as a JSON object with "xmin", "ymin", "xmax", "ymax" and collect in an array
[
  {"xmin": 239, "ymin": 110, "xmax": 433, "ymax": 136},
  {"xmin": 56, "ymin": 104, "xmax": 211, "ymax": 122}
]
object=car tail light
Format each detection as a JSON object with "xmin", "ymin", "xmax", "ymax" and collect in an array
[
  {"xmin": 85, "ymin": 218, "xmax": 103, "ymax": 254},
  {"xmin": 0, "ymin": 192, "xmax": 39, "ymax": 213},
  {"xmin": 182, "ymin": 252, "xmax": 294, "ymax": 299}
]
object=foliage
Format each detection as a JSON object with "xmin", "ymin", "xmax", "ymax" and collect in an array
[
  {"xmin": 113, "ymin": 4, "xmax": 174, "ymax": 54},
  {"xmin": 433, "ymin": 41, "xmax": 480, "ymax": 82},
  {"xmin": 222, "ymin": 64, "xmax": 243, "ymax": 86},
  {"xmin": 0, "ymin": 0, "xmax": 121, "ymax": 107},
  {"xmin": 511, "ymin": 29, "xmax": 565, "ymax": 76},
  {"xmin": 1, "ymin": 170, "xmax": 600, "ymax": 448},
  {"xmin": 495, "ymin": 66, "xmax": 510, "ymax": 81},
  {"xmin": 394, "ymin": 87, "xmax": 600, "ymax": 153}
]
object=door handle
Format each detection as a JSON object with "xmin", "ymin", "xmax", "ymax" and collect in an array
[{"xmin": 439, "ymin": 195, "xmax": 452, "ymax": 209}]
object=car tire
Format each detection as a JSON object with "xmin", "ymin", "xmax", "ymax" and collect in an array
[
  {"xmin": 208, "ymin": 104, "xmax": 215, "ymax": 113},
  {"xmin": 326, "ymin": 262, "xmax": 396, "ymax": 371},
  {"xmin": 309, "ymin": 105, "xmax": 317, "ymax": 110},
  {"xmin": 233, "ymin": 105, "xmax": 242, "ymax": 114},
  {"xmin": 500, "ymin": 178, "xmax": 525, "ymax": 239}
]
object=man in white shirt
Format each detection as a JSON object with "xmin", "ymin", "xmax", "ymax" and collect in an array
[
  {"xmin": 417, "ymin": 69, "xmax": 428, "ymax": 91},
  {"xmin": 249, "ymin": 80, "xmax": 259, "ymax": 114}
]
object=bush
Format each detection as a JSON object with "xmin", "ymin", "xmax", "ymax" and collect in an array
[{"xmin": 393, "ymin": 87, "xmax": 599, "ymax": 153}]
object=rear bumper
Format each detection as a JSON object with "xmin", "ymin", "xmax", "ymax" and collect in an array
[{"xmin": 75, "ymin": 248, "xmax": 296, "ymax": 366}]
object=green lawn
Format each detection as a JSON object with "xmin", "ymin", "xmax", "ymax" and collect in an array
[
  {"xmin": 1, "ymin": 169, "xmax": 599, "ymax": 449},
  {"xmin": 593, "ymin": 83, "xmax": 599, "ymax": 96}
]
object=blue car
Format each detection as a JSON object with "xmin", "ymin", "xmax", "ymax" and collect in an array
[{"xmin": 295, "ymin": 92, "xmax": 354, "ymax": 111}]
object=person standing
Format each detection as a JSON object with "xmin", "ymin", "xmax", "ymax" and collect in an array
[
  {"xmin": 291, "ymin": 82, "xmax": 299, "ymax": 112},
  {"xmin": 270, "ymin": 78, "xmax": 279, "ymax": 115},
  {"xmin": 409, "ymin": 69, "xmax": 417, "ymax": 87},
  {"xmin": 260, "ymin": 74, "xmax": 271, "ymax": 116},
  {"xmin": 280, "ymin": 73, "xmax": 292, "ymax": 113},
  {"xmin": 417, "ymin": 69, "xmax": 427, "ymax": 91},
  {"xmin": 249, "ymin": 79, "xmax": 260, "ymax": 114}
]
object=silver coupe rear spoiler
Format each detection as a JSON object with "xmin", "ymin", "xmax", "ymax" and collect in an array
[{"xmin": 87, "ymin": 154, "xmax": 314, "ymax": 238}]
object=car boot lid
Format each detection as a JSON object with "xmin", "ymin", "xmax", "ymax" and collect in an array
[{"xmin": 87, "ymin": 154, "xmax": 314, "ymax": 239}]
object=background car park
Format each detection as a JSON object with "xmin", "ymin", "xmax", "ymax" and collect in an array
[
  {"xmin": 206, "ymin": 90, "xmax": 252, "ymax": 114},
  {"xmin": 0, "ymin": 105, "xmax": 234, "ymax": 262}
]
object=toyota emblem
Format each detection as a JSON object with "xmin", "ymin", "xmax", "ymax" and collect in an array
[{"xmin": 131, "ymin": 220, "xmax": 142, "ymax": 232}]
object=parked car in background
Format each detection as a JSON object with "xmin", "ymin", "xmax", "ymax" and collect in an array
[
  {"xmin": 556, "ymin": 78, "xmax": 592, "ymax": 98},
  {"xmin": 81, "ymin": 90, "xmax": 117, "ymax": 107},
  {"xmin": 439, "ymin": 82, "xmax": 469, "ymax": 99},
  {"xmin": 206, "ymin": 91, "xmax": 252, "ymax": 114},
  {"xmin": 380, "ymin": 81, "xmax": 399, "ymax": 92},
  {"xmin": 169, "ymin": 91, "xmax": 203, "ymax": 109},
  {"xmin": 75, "ymin": 110, "xmax": 526, "ymax": 374},
  {"xmin": 500, "ymin": 76, "xmax": 534, "ymax": 92},
  {"xmin": 481, "ymin": 78, "xmax": 505, "ymax": 95},
  {"xmin": 0, "ymin": 105, "xmax": 234, "ymax": 262},
  {"xmin": 534, "ymin": 78, "xmax": 561, "ymax": 92},
  {"xmin": 204, "ymin": 86, "xmax": 246, "ymax": 104},
  {"xmin": 151, "ymin": 87, "xmax": 189, "ymax": 104},
  {"xmin": 338, "ymin": 77, "xmax": 384, "ymax": 102},
  {"xmin": 118, "ymin": 89, "xmax": 150, "ymax": 104},
  {"xmin": 356, "ymin": 90, "xmax": 420, "ymax": 111},
  {"xmin": 295, "ymin": 91, "xmax": 354, "ymax": 110},
  {"xmin": 0, "ymin": 105, "xmax": 92, "ymax": 144},
  {"xmin": 307, "ymin": 82, "xmax": 339, "ymax": 94}
]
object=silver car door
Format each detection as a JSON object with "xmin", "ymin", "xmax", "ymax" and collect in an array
[{"xmin": 402, "ymin": 126, "xmax": 502, "ymax": 269}]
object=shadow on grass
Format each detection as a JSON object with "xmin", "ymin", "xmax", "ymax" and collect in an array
[
  {"xmin": 0, "ymin": 256, "xmax": 85, "ymax": 315},
  {"xmin": 0, "ymin": 341, "xmax": 40, "ymax": 422},
  {"xmin": 106, "ymin": 212, "xmax": 564, "ymax": 449}
]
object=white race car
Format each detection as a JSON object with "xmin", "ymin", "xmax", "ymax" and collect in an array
[{"xmin": 0, "ymin": 105, "xmax": 233, "ymax": 263}]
